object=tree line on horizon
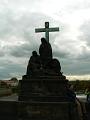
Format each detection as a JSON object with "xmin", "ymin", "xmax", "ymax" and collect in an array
[{"xmin": 70, "ymin": 80, "xmax": 90, "ymax": 92}]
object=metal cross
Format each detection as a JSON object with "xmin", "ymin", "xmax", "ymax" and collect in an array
[{"xmin": 35, "ymin": 22, "xmax": 59, "ymax": 42}]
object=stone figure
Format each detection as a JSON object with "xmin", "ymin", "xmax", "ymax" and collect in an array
[
  {"xmin": 39, "ymin": 38, "xmax": 52, "ymax": 67},
  {"xmin": 26, "ymin": 51, "xmax": 41, "ymax": 75},
  {"xmin": 48, "ymin": 58, "xmax": 61, "ymax": 74}
]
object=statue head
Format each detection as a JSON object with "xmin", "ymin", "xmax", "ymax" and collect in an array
[
  {"xmin": 32, "ymin": 51, "xmax": 37, "ymax": 56},
  {"xmin": 41, "ymin": 37, "xmax": 47, "ymax": 44}
]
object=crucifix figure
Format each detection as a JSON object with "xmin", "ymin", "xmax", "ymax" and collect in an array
[{"xmin": 35, "ymin": 22, "xmax": 59, "ymax": 42}]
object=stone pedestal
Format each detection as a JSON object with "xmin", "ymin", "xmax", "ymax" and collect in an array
[
  {"xmin": 18, "ymin": 76, "xmax": 80, "ymax": 120},
  {"xmin": 18, "ymin": 75, "xmax": 68, "ymax": 102}
]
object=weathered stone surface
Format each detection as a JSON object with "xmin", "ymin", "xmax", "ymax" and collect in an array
[
  {"xmin": 0, "ymin": 101, "xmax": 85, "ymax": 120},
  {"xmin": 0, "ymin": 101, "xmax": 17, "ymax": 120},
  {"xmin": 0, "ymin": 100, "xmax": 90, "ymax": 120},
  {"xmin": 18, "ymin": 76, "xmax": 69, "ymax": 102}
]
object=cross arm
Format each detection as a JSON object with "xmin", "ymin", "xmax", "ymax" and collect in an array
[
  {"xmin": 35, "ymin": 28, "xmax": 46, "ymax": 33},
  {"xmin": 49, "ymin": 27, "xmax": 59, "ymax": 32}
]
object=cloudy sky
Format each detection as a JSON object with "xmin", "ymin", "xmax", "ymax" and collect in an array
[{"xmin": 0, "ymin": 0, "xmax": 90, "ymax": 80}]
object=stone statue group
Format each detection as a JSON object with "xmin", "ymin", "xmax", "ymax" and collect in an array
[{"xmin": 26, "ymin": 37, "xmax": 61, "ymax": 76}]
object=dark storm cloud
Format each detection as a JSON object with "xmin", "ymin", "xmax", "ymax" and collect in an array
[
  {"xmin": 60, "ymin": 57, "xmax": 90, "ymax": 76},
  {"xmin": 0, "ymin": 63, "xmax": 25, "ymax": 80},
  {"xmin": 53, "ymin": 50, "xmax": 69, "ymax": 58},
  {"xmin": 77, "ymin": 46, "xmax": 90, "ymax": 61},
  {"xmin": 0, "ymin": 50, "xmax": 5, "ymax": 57},
  {"xmin": 0, "ymin": 59, "xmax": 26, "ymax": 79},
  {"xmin": 9, "ymin": 42, "xmax": 37, "ymax": 57}
]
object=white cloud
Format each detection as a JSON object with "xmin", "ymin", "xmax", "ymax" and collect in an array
[{"xmin": 0, "ymin": 0, "xmax": 90, "ymax": 79}]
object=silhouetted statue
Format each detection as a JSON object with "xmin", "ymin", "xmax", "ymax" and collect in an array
[
  {"xmin": 26, "ymin": 51, "xmax": 41, "ymax": 75},
  {"xmin": 39, "ymin": 38, "xmax": 52, "ymax": 67},
  {"xmin": 48, "ymin": 58, "xmax": 61, "ymax": 74}
]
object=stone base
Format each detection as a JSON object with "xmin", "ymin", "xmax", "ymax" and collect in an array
[
  {"xmin": 0, "ymin": 101, "xmax": 82, "ymax": 120},
  {"xmin": 18, "ymin": 75, "xmax": 68, "ymax": 102}
]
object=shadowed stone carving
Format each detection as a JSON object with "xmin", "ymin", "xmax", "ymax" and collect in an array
[
  {"xmin": 26, "ymin": 51, "xmax": 41, "ymax": 76},
  {"xmin": 39, "ymin": 37, "xmax": 52, "ymax": 68},
  {"xmin": 26, "ymin": 37, "xmax": 62, "ymax": 76}
]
